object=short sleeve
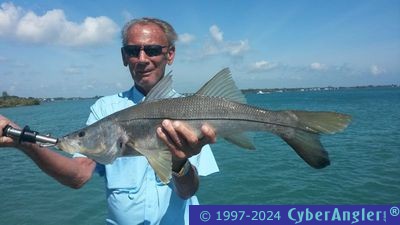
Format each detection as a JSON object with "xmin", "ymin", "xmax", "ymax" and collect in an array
[
  {"xmin": 188, "ymin": 145, "xmax": 219, "ymax": 176},
  {"xmin": 86, "ymin": 110, "xmax": 99, "ymax": 126},
  {"xmin": 86, "ymin": 98, "xmax": 106, "ymax": 126}
]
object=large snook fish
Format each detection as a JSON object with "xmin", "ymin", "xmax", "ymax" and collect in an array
[{"xmin": 57, "ymin": 68, "xmax": 351, "ymax": 183}]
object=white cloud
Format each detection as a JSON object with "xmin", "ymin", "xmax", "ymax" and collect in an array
[
  {"xmin": 0, "ymin": 2, "xmax": 22, "ymax": 36},
  {"xmin": 178, "ymin": 33, "xmax": 196, "ymax": 44},
  {"xmin": 226, "ymin": 40, "xmax": 249, "ymax": 56},
  {"xmin": 310, "ymin": 62, "xmax": 327, "ymax": 71},
  {"xmin": 250, "ymin": 60, "xmax": 278, "ymax": 72},
  {"xmin": 202, "ymin": 25, "xmax": 249, "ymax": 57},
  {"xmin": 209, "ymin": 25, "xmax": 223, "ymax": 42},
  {"xmin": 60, "ymin": 16, "xmax": 118, "ymax": 46},
  {"xmin": 370, "ymin": 64, "xmax": 385, "ymax": 76},
  {"xmin": 0, "ymin": 2, "xmax": 119, "ymax": 46},
  {"xmin": 15, "ymin": 9, "xmax": 66, "ymax": 43}
]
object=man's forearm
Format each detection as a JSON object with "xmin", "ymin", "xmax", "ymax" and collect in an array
[
  {"xmin": 172, "ymin": 162, "xmax": 199, "ymax": 199},
  {"xmin": 18, "ymin": 143, "xmax": 95, "ymax": 188}
]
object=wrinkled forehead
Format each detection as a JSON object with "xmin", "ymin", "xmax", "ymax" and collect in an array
[{"xmin": 126, "ymin": 23, "xmax": 168, "ymax": 45}]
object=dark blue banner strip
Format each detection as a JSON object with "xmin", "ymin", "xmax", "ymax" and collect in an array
[{"xmin": 190, "ymin": 205, "xmax": 400, "ymax": 225}]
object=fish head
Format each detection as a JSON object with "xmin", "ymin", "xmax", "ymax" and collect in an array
[{"xmin": 57, "ymin": 119, "xmax": 127, "ymax": 164}]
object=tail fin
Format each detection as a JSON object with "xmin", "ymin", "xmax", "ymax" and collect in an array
[
  {"xmin": 281, "ymin": 111, "xmax": 351, "ymax": 168},
  {"xmin": 282, "ymin": 130, "xmax": 330, "ymax": 168}
]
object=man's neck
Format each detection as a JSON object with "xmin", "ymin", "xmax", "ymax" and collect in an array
[{"xmin": 134, "ymin": 84, "xmax": 149, "ymax": 96}]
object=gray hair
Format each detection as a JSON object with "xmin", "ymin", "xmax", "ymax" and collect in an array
[{"xmin": 121, "ymin": 17, "xmax": 178, "ymax": 47}]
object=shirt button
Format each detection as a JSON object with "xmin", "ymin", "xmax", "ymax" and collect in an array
[{"xmin": 128, "ymin": 193, "xmax": 134, "ymax": 200}]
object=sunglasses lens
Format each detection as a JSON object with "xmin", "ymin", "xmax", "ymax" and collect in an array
[
  {"xmin": 124, "ymin": 46, "xmax": 141, "ymax": 57},
  {"xmin": 144, "ymin": 45, "xmax": 163, "ymax": 57},
  {"xmin": 123, "ymin": 45, "xmax": 166, "ymax": 58}
]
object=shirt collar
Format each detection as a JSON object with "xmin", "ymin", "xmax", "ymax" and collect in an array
[{"xmin": 121, "ymin": 85, "xmax": 145, "ymax": 104}]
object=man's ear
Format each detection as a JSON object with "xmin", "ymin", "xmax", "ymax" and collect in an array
[
  {"xmin": 121, "ymin": 48, "xmax": 128, "ymax": 67},
  {"xmin": 166, "ymin": 46, "xmax": 175, "ymax": 65}
]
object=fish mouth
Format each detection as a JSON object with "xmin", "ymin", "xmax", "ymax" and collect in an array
[{"xmin": 56, "ymin": 137, "xmax": 77, "ymax": 154}]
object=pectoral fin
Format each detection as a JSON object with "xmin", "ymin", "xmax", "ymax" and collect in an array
[{"xmin": 126, "ymin": 141, "xmax": 172, "ymax": 184}]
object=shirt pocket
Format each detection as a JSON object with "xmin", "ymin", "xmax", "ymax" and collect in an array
[{"xmin": 105, "ymin": 156, "xmax": 148, "ymax": 190}]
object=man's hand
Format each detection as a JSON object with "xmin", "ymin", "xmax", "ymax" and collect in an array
[
  {"xmin": 156, "ymin": 119, "xmax": 216, "ymax": 161},
  {"xmin": 0, "ymin": 115, "xmax": 20, "ymax": 148},
  {"xmin": 156, "ymin": 119, "xmax": 216, "ymax": 199}
]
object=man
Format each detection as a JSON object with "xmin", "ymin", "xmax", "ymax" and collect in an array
[{"xmin": 0, "ymin": 17, "xmax": 219, "ymax": 225}]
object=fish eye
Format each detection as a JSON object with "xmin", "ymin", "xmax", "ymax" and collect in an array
[{"xmin": 78, "ymin": 131, "xmax": 86, "ymax": 137}]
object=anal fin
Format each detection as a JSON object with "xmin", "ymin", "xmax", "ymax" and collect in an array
[{"xmin": 224, "ymin": 133, "xmax": 256, "ymax": 150}]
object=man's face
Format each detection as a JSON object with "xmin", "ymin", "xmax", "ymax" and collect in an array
[{"xmin": 122, "ymin": 23, "xmax": 175, "ymax": 95}]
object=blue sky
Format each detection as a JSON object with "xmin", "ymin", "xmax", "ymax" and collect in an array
[{"xmin": 1, "ymin": 0, "xmax": 399, "ymax": 97}]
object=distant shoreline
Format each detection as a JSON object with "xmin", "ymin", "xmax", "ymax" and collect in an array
[
  {"xmin": 38, "ymin": 96, "xmax": 101, "ymax": 103},
  {"xmin": 1, "ymin": 85, "xmax": 398, "ymax": 108},
  {"xmin": 241, "ymin": 84, "xmax": 399, "ymax": 94},
  {"xmin": 0, "ymin": 96, "xmax": 40, "ymax": 108}
]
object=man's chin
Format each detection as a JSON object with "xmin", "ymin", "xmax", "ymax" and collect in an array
[{"xmin": 135, "ymin": 78, "xmax": 157, "ymax": 94}]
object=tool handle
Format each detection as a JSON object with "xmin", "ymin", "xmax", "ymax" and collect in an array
[
  {"xmin": 2, "ymin": 124, "xmax": 58, "ymax": 145},
  {"xmin": 2, "ymin": 124, "xmax": 21, "ymax": 139}
]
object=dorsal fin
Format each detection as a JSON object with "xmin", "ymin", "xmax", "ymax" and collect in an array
[
  {"xmin": 144, "ymin": 71, "xmax": 174, "ymax": 102},
  {"xmin": 195, "ymin": 68, "xmax": 247, "ymax": 104}
]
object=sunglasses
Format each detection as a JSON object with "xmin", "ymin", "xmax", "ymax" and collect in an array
[{"xmin": 122, "ymin": 45, "xmax": 168, "ymax": 58}]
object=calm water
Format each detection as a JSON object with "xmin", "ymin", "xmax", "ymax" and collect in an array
[{"xmin": 1, "ymin": 87, "xmax": 399, "ymax": 224}]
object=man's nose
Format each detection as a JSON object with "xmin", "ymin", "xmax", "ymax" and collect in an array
[{"xmin": 138, "ymin": 49, "xmax": 148, "ymax": 62}]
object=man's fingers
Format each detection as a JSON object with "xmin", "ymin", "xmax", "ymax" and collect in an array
[
  {"xmin": 156, "ymin": 126, "xmax": 173, "ymax": 148},
  {"xmin": 201, "ymin": 124, "xmax": 217, "ymax": 144},
  {"xmin": 157, "ymin": 120, "xmax": 218, "ymax": 160},
  {"xmin": 156, "ymin": 125, "xmax": 186, "ymax": 158},
  {"xmin": 0, "ymin": 116, "xmax": 9, "ymax": 137},
  {"xmin": 172, "ymin": 121, "xmax": 200, "ymax": 148},
  {"xmin": 162, "ymin": 120, "xmax": 184, "ymax": 148},
  {"xmin": 0, "ymin": 115, "xmax": 19, "ymax": 147},
  {"xmin": 0, "ymin": 136, "xmax": 8, "ymax": 143}
]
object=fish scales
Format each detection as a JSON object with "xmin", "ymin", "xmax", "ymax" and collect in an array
[
  {"xmin": 119, "ymin": 96, "xmax": 279, "ymax": 124},
  {"xmin": 116, "ymin": 96, "xmax": 296, "ymax": 141}
]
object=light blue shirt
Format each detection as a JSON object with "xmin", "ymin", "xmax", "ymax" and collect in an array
[{"xmin": 81, "ymin": 86, "xmax": 219, "ymax": 225}]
